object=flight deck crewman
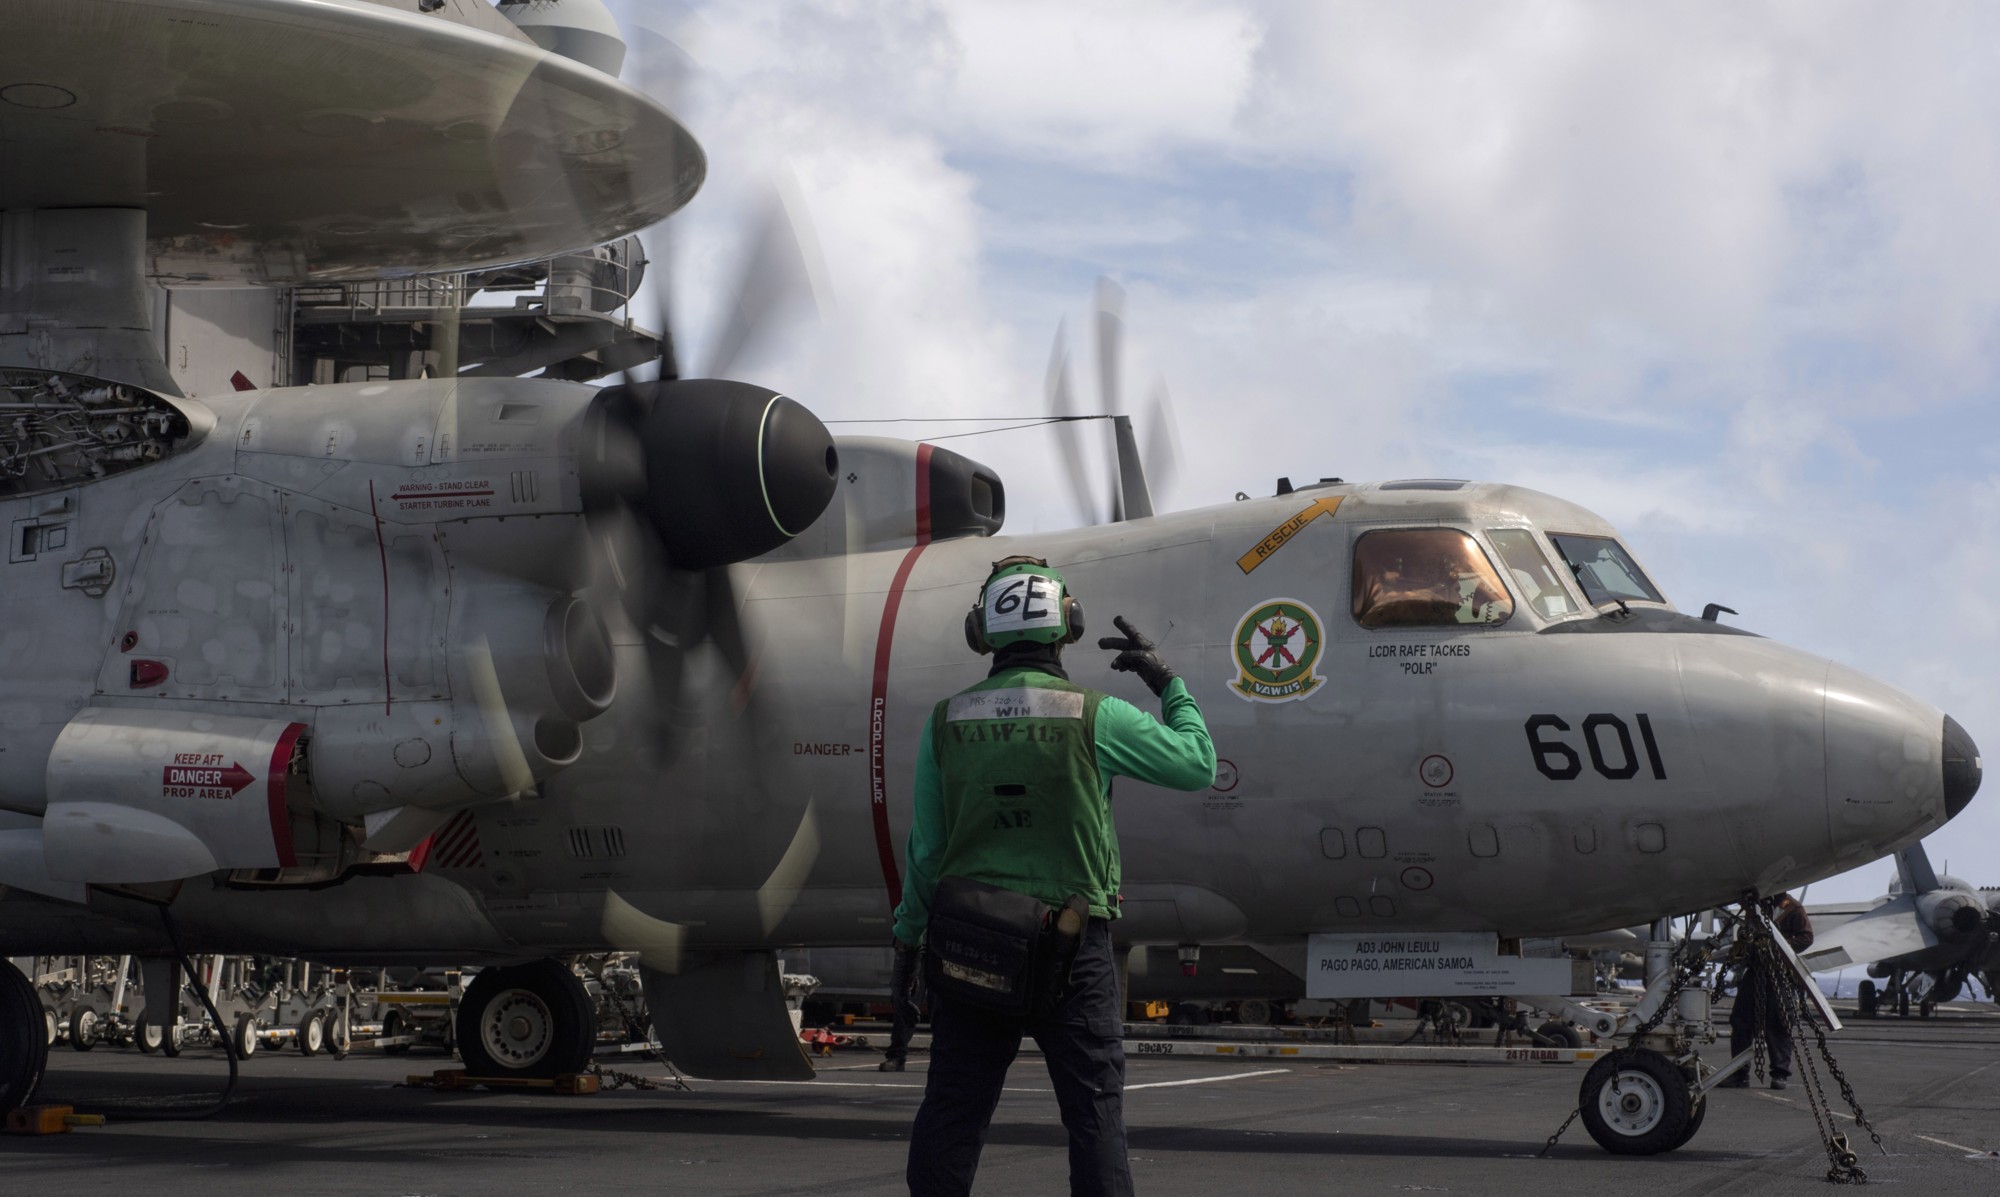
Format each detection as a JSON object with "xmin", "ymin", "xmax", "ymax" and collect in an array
[
  {"xmin": 1722, "ymin": 891, "xmax": 1814, "ymax": 1090},
  {"xmin": 891, "ymin": 556, "xmax": 1215, "ymax": 1197}
]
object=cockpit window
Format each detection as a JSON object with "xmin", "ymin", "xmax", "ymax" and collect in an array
[
  {"xmin": 1352, "ymin": 529, "xmax": 1514, "ymax": 629},
  {"xmin": 1486, "ymin": 529, "xmax": 1578, "ymax": 621},
  {"xmin": 1547, "ymin": 533, "xmax": 1664, "ymax": 606}
]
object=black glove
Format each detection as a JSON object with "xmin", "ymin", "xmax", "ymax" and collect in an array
[
  {"xmin": 1097, "ymin": 615, "xmax": 1177, "ymax": 696},
  {"xmin": 882, "ymin": 939, "xmax": 921, "ymax": 1070}
]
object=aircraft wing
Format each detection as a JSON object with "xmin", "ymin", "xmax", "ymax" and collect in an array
[
  {"xmin": 1798, "ymin": 894, "xmax": 1939, "ymax": 972},
  {"xmin": 1801, "ymin": 901, "xmax": 1879, "ymax": 938}
]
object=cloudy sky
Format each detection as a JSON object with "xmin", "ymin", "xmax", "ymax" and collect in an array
[{"xmin": 605, "ymin": 0, "xmax": 1996, "ymax": 905}]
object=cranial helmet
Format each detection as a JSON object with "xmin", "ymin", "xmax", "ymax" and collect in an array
[{"xmin": 964, "ymin": 555, "xmax": 1085, "ymax": 654}]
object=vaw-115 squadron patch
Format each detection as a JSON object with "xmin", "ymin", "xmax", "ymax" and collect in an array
[{"xmin": 1229, "ymin": 598, "xmax": 1325, "ymax": 703}]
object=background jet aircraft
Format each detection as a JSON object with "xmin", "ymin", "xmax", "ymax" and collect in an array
[{"xmin": 1803, "ymin": 843, "xmax": 1999, "ymax": 1016}]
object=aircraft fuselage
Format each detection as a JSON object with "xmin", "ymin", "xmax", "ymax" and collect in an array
[{"xmin": 0, "ymin": 380, "xmax": 1970, "ymax": 961}]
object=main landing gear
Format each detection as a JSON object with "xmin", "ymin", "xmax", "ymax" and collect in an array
[
  {"xmin": 2, "ymin": 961, "xmax": 49, "ymax": 1112},
  {"xmin": 454, "ymin": 959, "xmax": 595, "ymax": 1079}
]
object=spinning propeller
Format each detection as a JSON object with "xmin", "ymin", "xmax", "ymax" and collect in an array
[{"xmin": 1045, "ymin": 277, "xmax": 1183, "ymax": 526}]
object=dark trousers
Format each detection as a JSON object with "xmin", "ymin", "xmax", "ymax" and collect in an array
[
  {"xmin": 908, "ymin": 919, "xmax": 1131, "ymax": 1197},
  {"xmin": 885, "ymin": 968, "xmax": 924, "ymax": 1066},
  {"xmin": 886, "ymin": 1002, "xmax": 920, "ymax": 1064},
  {"xmin": 1729, "ymin": 967, "xmax": 1796, "ymax": 1079}
]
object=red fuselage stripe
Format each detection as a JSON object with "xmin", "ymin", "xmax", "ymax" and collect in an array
[
  {"xmin": 267, "ymin": 722, "xmax": 307, "ymax": 869},
  {"xmin": 367, "ymin": 479, "xmax": 393, "ymax": 715},
  {"xmin": 867, "ymin": 442, "xmax": 934, "ymax": 911}
]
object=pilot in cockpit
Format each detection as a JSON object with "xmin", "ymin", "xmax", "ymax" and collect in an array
[{"xmin": 1353, "ymin": 530, "xmax": 1511, "ymax": 628}]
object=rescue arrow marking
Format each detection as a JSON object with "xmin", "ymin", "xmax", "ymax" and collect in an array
[{"xmin": 1236, "ymin": 496, "xmax": 1342, "ymax": 574}]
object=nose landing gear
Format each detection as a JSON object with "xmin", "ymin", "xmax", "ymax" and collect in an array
[{"xmin": 1578, "ymin": 1048, "xmax": 1706, "ymax": 1155}]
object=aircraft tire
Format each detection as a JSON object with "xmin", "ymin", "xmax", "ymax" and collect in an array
[
  {"xmin": 1, "ymin": 961, "xmax": 49, "ymax": 1113},
  {"xmin": 1535, "ymin": 1020, "xmax": 1582, "ymax": 1048},
  {"xmin": 1857, "ymin": 980, "xmax": 1877, "ymax": 1018},
  {"xmin": 298, "ymin": 1011, "xmax": 326, "ymax": 1056},
  {"xmin": 70, "ymin": 1003, "xmax": 99, "ymax": 1051},
  {"xmin": 456, "ymin": 960, "xmax": 594, "ymax": 1079},
  {"xmin": 1664, "ymin": 1093, "xmax": 1707, "ymax": 1152},
  {"xmin": 1578, "ymin": 1049, "xmax": 1695, "ymax": 1156},
  {"xmin": 380, "ymin": 1009, "xmax": 410, "ymax": 1056}
]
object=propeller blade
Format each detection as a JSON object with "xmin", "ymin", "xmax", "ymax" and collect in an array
[
  {"xmin": 703, "ymin": 566, "xmax": 760, "ymax": 712},
  {"xmin": 1094, "ymin": 276, "xmax": 1124, "ymax": 415},
  {"xmin": 1095, "ymin": 279, "xmax": 1128, "ymax": 521},
  {"xmin": 756, "ymin": 796, "xmax": 822, "ymax": 935},
  {"xmin": 1045, "ymin": 321, "xmax": 1102, "ymax": 526},
  {"xmin": 597, "ymin": 15, "xmax": 696, "ymax": 385},
  {"xmin": 702, "ymin": 181, "xmax": 829, "ymax": 380},
  {"xmin": 623, "ymin": 22, "xmax": 697, "ymax": 122}
]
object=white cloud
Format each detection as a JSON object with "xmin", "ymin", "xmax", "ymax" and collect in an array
[
  {"xmin": 630, "ymin": 1, "xmax": 2000, "ymax": 903},
  {"xmin": 941, "ymin": 0, "xmax": 1260, "ymax": 168}
]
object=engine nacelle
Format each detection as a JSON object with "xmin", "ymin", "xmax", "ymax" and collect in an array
[
  {"xmin": 758, "ymin": 436, "xmax": 1005, "ymax": 560},
  {"xmin": 39, "ymin": 709, "xmax": 305, "ymax": 883},
  {"xmin": 1918, "ymin": 890, "xmax": 1986, "ymax": 942},
  {"xmin": 447, "ymin": 580, "xmax": 618, "ymax": 796},
  {"xmin": 306, "ymin": 583, "xmax": 617, "ymax": 816}
]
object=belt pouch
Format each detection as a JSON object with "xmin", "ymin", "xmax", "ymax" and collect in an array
[{"xmin": 924, "ymin": 875, "xmax": 1049, "ymax": 1017}]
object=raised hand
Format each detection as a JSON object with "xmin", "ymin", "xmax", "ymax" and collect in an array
[{"xmin": 1097, "ymin": 615, "xmax": 1177, "ymax": 696}]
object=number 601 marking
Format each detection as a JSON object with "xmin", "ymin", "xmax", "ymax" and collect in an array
[{"xmin": 1525, "ymin": 714, "xmax": 1666, "ymax": 781}]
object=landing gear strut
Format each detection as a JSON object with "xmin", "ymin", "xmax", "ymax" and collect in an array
[{"xmin": 1536, "ymin": 900, "xmax": 1874, "ymax": 1175}]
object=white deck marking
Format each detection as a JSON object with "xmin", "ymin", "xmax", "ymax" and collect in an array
[
  {"xmin": 1913, "ymin": 1133, "xmax": 1999, "ymax": 1159},
  {"xmin": 697, "ymin": 1077, "xmax": 1049, "ymax": 1093},
  {"xmin": 1752, "ymin": 1092, "xmax": 1855, "ymax": 1121},
  {"xmin": 1126, "ymin": 1068, "xmax": 1291, "ymax": 1091}
]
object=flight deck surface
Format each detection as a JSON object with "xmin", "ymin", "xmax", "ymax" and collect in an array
[{"xmin": 11, "ymin": 1003, "xmax": 2000, "ymax": 1195}]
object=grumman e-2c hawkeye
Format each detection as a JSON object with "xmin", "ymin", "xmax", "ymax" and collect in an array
[{"xmin": 0, "ymin": 0, "xmax": 1981, "ymax": 1163}]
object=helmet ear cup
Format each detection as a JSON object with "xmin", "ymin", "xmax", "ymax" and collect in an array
[
  {"xmin": 964, "ymin": 606, "xmax": 991, "ymax": 655},
  {"xmin": 1061, "ymin": 595, "xmax": 1085, "ymax": 645}
]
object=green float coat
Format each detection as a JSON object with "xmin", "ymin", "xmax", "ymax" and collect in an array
[
  {"xmin": 931, "ymin": 672, "xmax": 1113, "ymax": 917},
  {"xmin": 894, "ymin": 665, "xmax": 1216, "ymax": 945}
]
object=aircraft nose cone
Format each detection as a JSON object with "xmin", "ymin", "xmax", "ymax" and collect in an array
[
  {"xmin": 1942, "ymin": 715, "xmax": 1982, "ymax": 819},
  {"xmin": 1823, "ymin": 663, "xmax": 1957, "ymax": 870}
]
